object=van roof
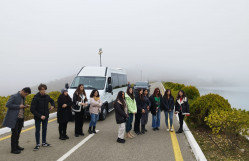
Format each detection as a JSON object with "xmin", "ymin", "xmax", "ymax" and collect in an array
[{"xmin": 78, "ymin": 66, "xmax": 126, "ymax": 77}]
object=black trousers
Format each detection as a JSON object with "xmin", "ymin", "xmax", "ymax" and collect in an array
[
  {"xmin": 75, "ymin": 110, "xmax": 84, "ymax": 134},
  {"xmin": 178, "ymin": 112, "xmax": 185, "ymax": 130},
  {"xmin": 59, "ymin": 121, "xmax": 68, "ymax": 136},
  {"xmin": 11, "ymin": 118, "xmax": 24, "ymax": 151},
  {"xmin": 134, "ymin": 113, "xmax": 142, "ymax": 132}
]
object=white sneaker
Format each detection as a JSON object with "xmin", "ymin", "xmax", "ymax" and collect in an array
[
  {"xmin": 170, "ymin": 128, "xmax": 174, "ymax": 132},
  {"xmin": 166, "ymin": 128, "xmax": 169, "ymax": 131}
]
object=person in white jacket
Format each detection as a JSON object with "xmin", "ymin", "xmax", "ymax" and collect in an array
[{"xmin": 88, "ymin": 89, "xmax": 103, "ymax": 134}]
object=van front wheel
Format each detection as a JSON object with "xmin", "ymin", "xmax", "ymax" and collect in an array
[{"xmin": 100, "ymin": 105, "xmax": 107, "ymax": 120}]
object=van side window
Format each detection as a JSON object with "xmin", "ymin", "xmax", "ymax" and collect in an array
[{"xmin": 111, "ymin": 73, "xmax": 128, "ymax": 89}]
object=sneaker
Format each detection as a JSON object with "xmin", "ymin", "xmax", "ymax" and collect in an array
[
  {"xmin": 156, "ymin": 127, "xmax": 160, "ymax": 130},
  {"xmin": 153, "ymin": 128, "xmax": 157, "ymax": 131},
  {"xmin": 33, "ymin": 145, "xmax": 40, "ymax": 151},
  {"xmin": 166, "ymin": 128, "xmax": 170, "ymax": 132},
  {"xmin": 170, "ymin": 128, "xmax": 174, "ymax": 132},
  {"xmin": 42, "ymin": 143, "xmax": 51, "ymax": 147}
]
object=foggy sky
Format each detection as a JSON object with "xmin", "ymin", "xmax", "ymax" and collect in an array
[{"xmin": 1, "ymin": 0, "xmax": 249, "ymax": 96}]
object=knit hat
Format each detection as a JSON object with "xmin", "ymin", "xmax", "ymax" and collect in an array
[{"xmin": 61, "ymin": 88, "xmax": 68, "ymax": 94}]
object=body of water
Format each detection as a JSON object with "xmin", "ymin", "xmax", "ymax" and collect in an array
[{"xmin": 197, "ymin": 86, "xmax": 249, "ymax": 111}]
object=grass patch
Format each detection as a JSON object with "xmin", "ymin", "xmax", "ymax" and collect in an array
[{"xmin": 187, "ymin": 122, "xmax": 249, "ymax": 161}]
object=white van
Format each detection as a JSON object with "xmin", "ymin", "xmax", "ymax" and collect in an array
[{"xmin": 65, "ymin": 66, "xmax": 128, "ymax": 120}]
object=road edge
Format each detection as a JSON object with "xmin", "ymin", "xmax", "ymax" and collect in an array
[
  {"xmin": 0, "ymin": 112, "xmax": 57, "ymax": 136},
  {"xmin": 160, "ymin": 82, "xmax": 207, "ymax": 161}
]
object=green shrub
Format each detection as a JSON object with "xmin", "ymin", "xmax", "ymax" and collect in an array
[
  {"xmin": 187, "ymin": 94, "xmax": 231, "ymax": 127},
  {"xmin": 163, "ymin": 82, "xmax": 185, "ymax": 91},
  {"xmin": 0, "ymin": 91, "xmax": 60, "ymax": 127},
  {"xmin": 182, "ymin": 85, "xmax": 200, "ymax": 100},
  {"xmin": 0, "ymin": 96, "xmax": 9, "ymax": 126},
  {"xmin": 205, "ymin": 108, "xmax": 249, "ymax": 137}
]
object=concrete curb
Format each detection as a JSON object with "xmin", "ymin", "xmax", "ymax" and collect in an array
[
  {"xmin": 161, "ymin": 83, "xmax": 207, "ymax": 161},
  {"xmin": 0, "ymin": 112, "xmax": 57, "ymax": 136}
]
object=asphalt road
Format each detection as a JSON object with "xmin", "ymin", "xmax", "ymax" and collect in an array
[{"xmin": 0, "ymin": 82, "xmax": 195, "ymax": 161}]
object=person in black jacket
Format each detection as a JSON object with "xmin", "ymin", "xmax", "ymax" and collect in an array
[
  {"xmin": 162, "ymin": 89, "xmax": 175, "ymax": 132},
  {"xmin": 31, "ymin": 84, "xmax": 55, "ymax": 151},
  {"xmin": 2, "ymin": 87, "xmax": 31, "ymax": 154},
  {"xmin": 57, "ymin": 89, "xmax": 73, "ymax": 140},
  {"xmin": 149, "ymin": 88, "xmax": 163, "ymax": 131},
  {"xmin": 175, "ymin": 90, "xmax": 190, "ymax": 134},
  {"xmin": 72, "ymin": 84, "xmax": 88, "ymax": 137},
  {"xmin": 141, "ymin": 89, "xmax": 151, "ymax": 133},
  {"xmin": 114, "ymin": 91, "xmax": 128, "ymax": 144},
  {"xmin": 134, "ymin": 88, "xmax": 145, "ymax": 135}
]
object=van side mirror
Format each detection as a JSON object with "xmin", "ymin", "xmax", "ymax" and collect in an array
[
  {"xmin": 108, "ymin": 77, "xmax": 112, "ymax": 84},
  {"xmin": 65, "ymin": 83, "xmax": 69, "ymax": 89},
  {"xmin": 107, "ymin": 85, "xmax": 113, "ymax": 93}
]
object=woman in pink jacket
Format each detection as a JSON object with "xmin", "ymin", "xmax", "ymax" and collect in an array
[{"xmin": 88, "ymin": 89, "xmax": 103, "ymax": 134}]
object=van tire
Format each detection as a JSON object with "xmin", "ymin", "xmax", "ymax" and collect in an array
[{"xmin": 100, "ymin": 105, "xmax": 108, "ymax": 120}]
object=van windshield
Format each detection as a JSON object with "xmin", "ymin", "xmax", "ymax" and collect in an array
[{"xmin": 70, "ymin": 76, "xmax": 106, "ymax": 90}]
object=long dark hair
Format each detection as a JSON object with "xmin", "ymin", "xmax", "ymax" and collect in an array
[
  {"xmin": 153, "ymin": 88, "xmax": 161, "ymax": 97},
  {"xmin": 164, "ymin": 89, "xmax": 172, "ymax": 100},
  {"xmin": 137, "ymin": 88, "xmax": 144, "ymax": 101},
  {"xmin": 143, "ymin": 89, "xmax": 149, "ymax": 97},
  {"xmin": 90, "ymin": 89, "xmax": 99, "ymax": 98},
  {"xmin": 126, "ymin": 87, "xmax": 134, "ymax": 100},
  {"xmin": 116, "ymin": 91, "xmax": 126, "ymax": 106},
  {"xmin": 176, "ymin": 90, "xmax": 186, "ymax": 100},
  {"xmin": 75, "ymin": 84, "xmax": 87, "ymax": 102}
]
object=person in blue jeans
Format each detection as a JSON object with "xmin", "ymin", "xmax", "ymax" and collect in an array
[
  {"xmin": 162, "ymin": 89, "xmax": 175, "ymax": 132},
  {"xmin": 31, "ymin": 84, "xmax": 55, "ymax": 151},
  {"xmin": 149, "ymin": 88, "xmax": 163, "ymax": 131},
  {"xmin": 88, "ymin": 89, "xmax": 102, "ymax": 134}
]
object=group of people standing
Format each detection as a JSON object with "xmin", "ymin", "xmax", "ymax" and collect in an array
[
  {"xmin": 2, "ymin": 83, "xmax": 102, "ymax": 154},
  {"xmin": 114, "ymin": 87, "xmax": 190, "ymax": 143},
  {"xmin": 2, "ymin": 83, "xmax": 189, "ymax": 153},
  {"xmin": 57, "ymin": 83, "xmax": 102, "ymax": 139}
]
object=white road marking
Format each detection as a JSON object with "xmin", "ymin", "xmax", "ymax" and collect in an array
[{"xmin": 57, "ymin": 130, "xmax": 99, "ymax": 161}]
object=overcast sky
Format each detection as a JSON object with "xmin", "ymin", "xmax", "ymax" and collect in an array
[{"xmin": 0, "ymin": 0, "xmax": 249, "ymax": 96}]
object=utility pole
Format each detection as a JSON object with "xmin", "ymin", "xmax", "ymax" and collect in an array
[{"xmin": 98, "ymin": 48, "xmax": 103, "ymax": 67}]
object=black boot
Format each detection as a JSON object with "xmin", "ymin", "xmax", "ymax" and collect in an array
[
  {"xmin": 176, "ymin": 128, "xmax": 183, "ymax": 134},
  {"xmin": 93, "ymin": 126, "xmax": 96, "ymax": 134},
  {"xmin": 88, "ymin": 127, "xmax": 92, "ymax": 134},
  {"xmin": 17, "ymin": 145, "xmax": 24, "ymax": 151},
  {"xmin": 59, "ymin": 135, "xmax": 66, "ymax": 140},
  {"xmin": 141, "ymin": 125, "xmax": 145, "ymax": 134},
  {"xmin": 117, "ymin": 138, "xmax": 125, "ymax": 143},
  {"xmin": 11, "ymin": 149, "xmax": 21, "ymax": 154}
]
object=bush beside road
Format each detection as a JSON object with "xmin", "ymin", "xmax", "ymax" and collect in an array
[{"xmin": 162, "ymin": 82, "xmax": 249, "ymax": 161}]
